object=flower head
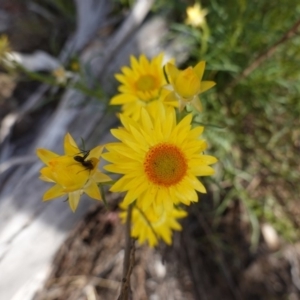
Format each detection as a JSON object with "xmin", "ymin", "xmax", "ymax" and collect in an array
[
  {"xmin": 52, "ymin": 66, "xmax": 74, "ymax": 85},
  {"xmin": 185, "ymin": 3, "xmax": 208, "ymax": 28},
  {"xmin": 110, "ymin": 53, "xmax": 177, "ymax": 120},
  {"xmin": 165, "ymin": 61, "xmax": 215, "ymax": 112},
  {"xmin": 120, "ymin": 203, "xmax": 187, "ymax": 247},
  {"xmin": 36, "ymin": 133, "xmax": 111, "ymax": 212},
  {"xmin": 0, "ymin": 35, "xmax": 10, "ymax": 59},
  {"xmin": 103, "ymin": 102, "xmax": 217, "ymax": 211}
]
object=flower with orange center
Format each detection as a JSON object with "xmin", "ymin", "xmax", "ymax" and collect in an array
[
  {"xmin": 36, "ymin": 133, "xmax": 111, "ymax": 212},
  {"xmin": 103, "ymin": 101, "xmax": 217, "ymax": 211},
  {"xmin": 165, "ymin": 61, "xmax": 215, "ymax": 112},
  {"xmin": 110, "ymin": 53, "xmax": 177, "ymax": 120},
  {"xmin": 120, "ymin": 203, "xmax": 187, "ymax": 247}
]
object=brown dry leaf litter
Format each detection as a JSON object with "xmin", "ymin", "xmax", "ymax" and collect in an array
[
  {"xmin": 33, "ymin": 201, "xmax": 194, "ymax": 300},
  {"xmin": 33, "ymin": 197, "xmax": 300, "ymax": 300}
]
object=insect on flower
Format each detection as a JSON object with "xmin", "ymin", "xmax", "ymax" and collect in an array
[
  {"xmin": 36, "ymin": 133, "xmax": 112, "ymax": 212},
  {"xmin": 73, "ymin": 149, "xmax": 94, "ymax": 171}
]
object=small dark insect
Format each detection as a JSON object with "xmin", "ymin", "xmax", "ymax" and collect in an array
[{"xmin": 73, "ymin": 149, "xmax": 94, "ymax": 171}]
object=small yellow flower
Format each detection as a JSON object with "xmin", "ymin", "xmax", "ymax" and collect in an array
[
  {"xmin": 186, "ymin": 3, "xmax": 208, "ymax": 28},
  {"xmin": 52, "ymin": 66, "xmax": 73, "ymax": 85},
  {"xmin": 165, "ymin": 61, "xmax": 215, "ymax": 112},
  {"xmin": 120, "ymin": 203, "xmax": 187, "ymax": 247},
  {"xmin": 110, "ymin": 53, "xmax": 177, "ymax": 120},
  {"xmin": 70, "ymin": 61, "xmax": 80, "ymax": 72},
  {"xmin": 103, "ymin": 101, "xmax": 217, "ymax": 211},
  {"xmin": 0, "ymin": 35, "xmax": 10, "ymax": 59},
  {"xmin": 36, "ymin": 133, "xmax": 111, "ymax": 212}
]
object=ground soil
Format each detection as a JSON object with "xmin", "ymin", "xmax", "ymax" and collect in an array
[{"xmin": 32, "ymin": 197, "xmax": 300, "ymax": 300}]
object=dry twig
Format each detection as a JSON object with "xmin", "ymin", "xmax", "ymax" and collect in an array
[{"xmin": 118, "ymin": 204, "xmax": 135, "ymax": 300}]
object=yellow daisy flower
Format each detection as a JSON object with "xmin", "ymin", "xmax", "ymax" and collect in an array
[
  {"xmin": 36, "ymin": 133, "xmax": 111, "ymax": 212},
  {"xmin": 120, "ymin": 203, "xmax": 187, "ymax": 247},
  {"xmin": 103, "ymin": 101, "xmax": 217, "ymax": 211},
  {"xmin": 185, "ymin": 3, "xmax": 208, "ymax": 28},
  {"xmin": 165, "ymin": 61, "xmax": 215, "ymax": 112},
  {"xmin": 110, "ymin": 53, "xmax": 177, "ymax": 120}
]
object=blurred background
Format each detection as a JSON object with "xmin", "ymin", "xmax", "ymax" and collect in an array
[{"xmin": 0, "ymin": 0, "xmax": 300, "ymax": 299}]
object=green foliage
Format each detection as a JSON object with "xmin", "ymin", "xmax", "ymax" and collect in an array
[
  {"xmin": 31, "ymin": 0, "xmax": 76, "ymax": 55},
  {"xmin": 175, "ymin": 0, "xmax": 300, "ymax": 243},
  {"xmin": 34, "ymin": 0, "xmax": 76, "ymax": 22}
]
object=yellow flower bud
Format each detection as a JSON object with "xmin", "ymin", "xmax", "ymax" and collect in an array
[
  {"xmin": 165, "ymin": 61, "xmax": 215, "ymax": 112},
  {"xmin": 173, "ymin": 67, "xmax": 201, "ymax": 99}
]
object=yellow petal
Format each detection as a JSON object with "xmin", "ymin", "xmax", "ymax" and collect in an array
[
  {"xmin": 36, "ymin": 148, "xmax": 59, "ymax": 165},
  {"xmin": 39, "ymin": 174, "xmax": 54, "ymax": 182},
  {"xmin": 43, "ymin": 184, "xmax": 65, "ymax": 201},
  {"xmin": 169, "ymin": 220, "xmax": 181, "ymax": 231},
  {"xmin": 160, "ymin": 228, "xmax": 172, "ymax": 245},
  {"xmin": 194, "ymin": 61, "xmax": 206, "ymax": 81},
  {"xmin": 40, "ymin": 166, "xmax": 55, "ymax": 182},
  {"xmin": 139, "ymin": 188, "xmax": 156, "ymax": 211},
  {"xmin": 130, "ymin": 55, "xmax": 139, "ymax": 70},
  {"xmin": 188, "ymin": 126, "xmax": 205, "ymax": 139},
  {"xmin": 200, "ymin": 81, "xmax": 216, "ymax": 93},
  {"xmin": 110, "ymin": 93, "xmax": 137, "ymax": 105},
  {"xmin": 84, "ymin": 182, "xmax": 101, "ymax": 200},
  {"xmin": 186, "ymin": 175, "xmax": 206, "ymax": 193},
  {"xmin": 88, "ymin": 145, "xmax": 104, "ymax": 159},
  {"xmin": 122, "ymin": 186, "xmax": 144, "ymax": 206},
  {"xmin": 165, "ymin": 63, "xmax": 179, "ymax": 85},
  {"xmin": 190, "ymin": 155, "xmax": 218, "ymax": 165},
  {"xmin": 176, "ymin": 181, "xmax": 199, "ymax": 202},
  {"xmin": 163, "ymin": 195, "xmax": 173, "ymax": 212},
  {"xmin": 64, "ymin": 133, "xmax": 79, "ymax": 155},
  {"xmin": 191, "ymin": 165, "xmax": 215, "ymax": 176},
  {"xmin": 68, "ymin": 191, "xmax": 81, "ymax": 212},
  {"xmin": 93, "ymin": 171, "xmax": 112, "ymax": 183}
]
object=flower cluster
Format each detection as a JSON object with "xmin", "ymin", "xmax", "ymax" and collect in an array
[
  {"xmin": 36, "ymin": 52, "xmax": 217, "ymax": 247},
  {"xmin": 104, "ymin": 53, "xmax": 217, "ymax": 246}
]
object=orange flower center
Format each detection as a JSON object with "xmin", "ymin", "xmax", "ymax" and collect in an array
[
  {"xmin": 135, "ymin": 75, "xmax": 157, "ymax": 92},
  {"xmin": 144, "ymin": 143, "xmax": 187, "ymax": 187}
]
